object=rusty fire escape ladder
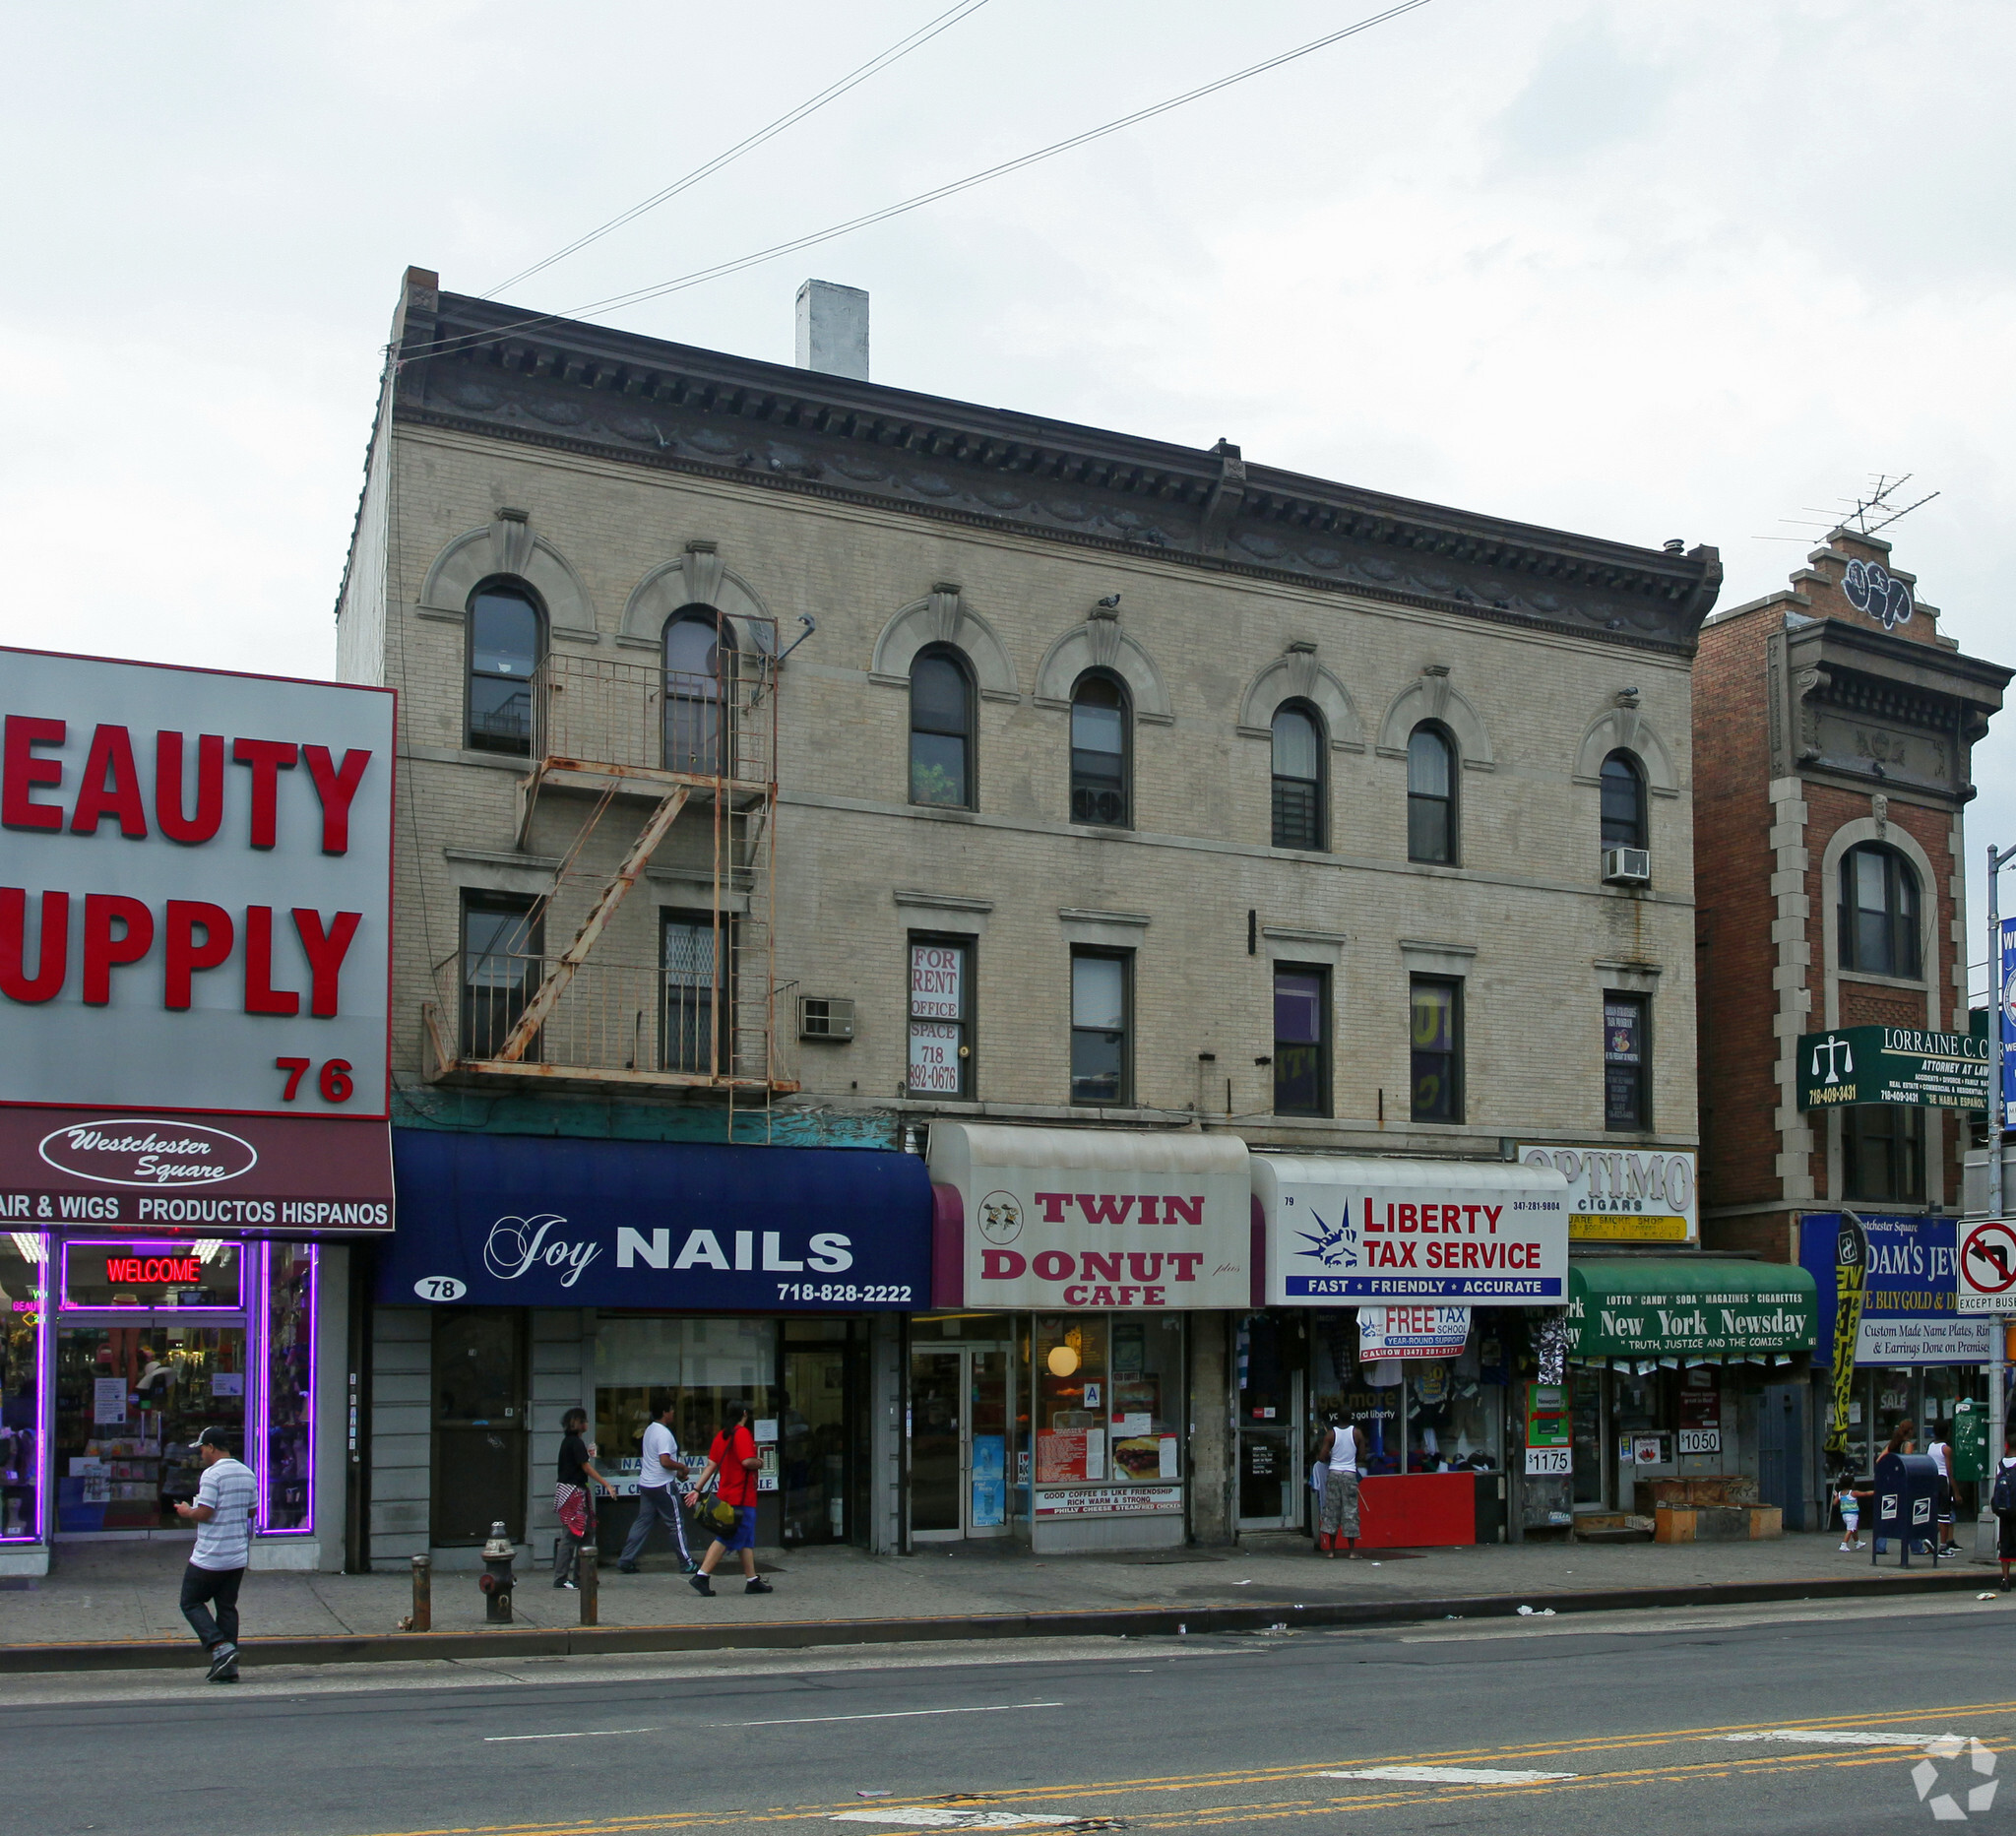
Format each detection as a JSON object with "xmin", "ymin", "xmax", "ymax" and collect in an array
[{"xmin": 489, "ymin": 785, "xmax": 692, "ymax": 1065}]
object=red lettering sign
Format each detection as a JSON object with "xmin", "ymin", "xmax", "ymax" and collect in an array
[{"xmin": 103, "ymin": 1254, "xmax": 202, "ymax": 1286}]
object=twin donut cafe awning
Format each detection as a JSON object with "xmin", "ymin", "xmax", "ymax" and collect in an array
[{"xmin": 1568, "ymin": 1260, "xmax": 1818, "ymax": 1359}]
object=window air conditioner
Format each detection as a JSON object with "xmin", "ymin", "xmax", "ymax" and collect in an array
[
  {"xmin": 798, "ymin": 996, "xmax": 855, "ymax": 1042},
  {"xmin": 1603, "ymin": 847, "xmax": 1653, "ymax": 887}
]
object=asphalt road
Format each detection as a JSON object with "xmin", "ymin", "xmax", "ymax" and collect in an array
[{"xmin": 6, "ymin": 1593, "xmax": 2012, "ymax": 1836}]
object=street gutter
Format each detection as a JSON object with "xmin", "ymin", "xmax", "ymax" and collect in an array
[{"xmin": 0, "ymin": 1567, "xmax": 1993, "ymax": 1674}]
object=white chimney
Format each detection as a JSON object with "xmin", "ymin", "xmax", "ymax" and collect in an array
[{"xmin": 795, "ymin": 279, "xmax": 869, "ymax": 382}]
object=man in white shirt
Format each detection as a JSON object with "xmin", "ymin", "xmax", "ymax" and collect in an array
[
  {"xmin": 173, "ymin": 1426, "xmax": 257, "ymax": 1683},
  {"xmin": 618, "ymin": 1392, "xmax": 696, "ymax": 1574}
]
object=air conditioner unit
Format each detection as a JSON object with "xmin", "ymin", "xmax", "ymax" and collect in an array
[
  {"xmin": 798, "ymin": 995, "xmax": 855, "ymax": 1042},
  {"xmin": 1603, "ymin": 847, "xmax": 1652, "ymax": 887}
]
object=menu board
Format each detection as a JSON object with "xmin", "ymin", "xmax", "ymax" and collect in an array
[
  {"xmin": 1038, "ymin": 1430, "xmax": 1087, "ymax": 1484},
  {"xmin": 1035, "ymin": 1486, "xmax": 1182, "ymax": 1517}
]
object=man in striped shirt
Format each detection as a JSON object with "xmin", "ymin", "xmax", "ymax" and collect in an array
[{"xmin": 174, "ymin": 1426, "xmax": 256, "ymax": 1683}]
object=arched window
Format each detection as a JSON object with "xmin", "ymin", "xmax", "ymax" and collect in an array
[
  {"xmin": 1840, "ymin": 844, "xmax": 1922, "ymax": 978},
  {"xmin": 1070, "ymin": 672, "xmax": 1130, "ymax": 827},
  {"xmin": 1600, "ymin": 750, "xmax": 1648, "ymax": 852},
  {"xmin": 910, "ymin": 648, "xmax": 975, "ymax": 808},
  {"xmin": 1407, "ymin": 724, "xmax": 1456, "ymax": 864},
  {"xmin": 1271, "ymin": 703, "xmax": 1324, "ymax": 850},
  {"xmin": 663, "ymin": 609, "xmax": 727, "ymax": 775},
  {"xmin": 467, "ymin": 582, "xmax": 542, "ymax": 754}
]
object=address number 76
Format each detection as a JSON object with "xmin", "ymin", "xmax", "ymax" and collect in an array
[{"xmin": 276, "ymin": 1057, "xmax": 354, "ymax": 1104}]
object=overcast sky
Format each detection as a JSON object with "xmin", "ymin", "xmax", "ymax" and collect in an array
[{"xmin": 4, "ymin": 0, "xmax": 2010, "ymax": 981}]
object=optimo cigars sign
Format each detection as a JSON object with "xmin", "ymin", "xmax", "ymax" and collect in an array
[
  {"xmin": 927, "ymin": 1123, "xmax": 1253, "ymax": 1310},
  {"xmin": 1519, "ymin": 1145, "xmax": 1696, "ymax": 1244},
  {"xmin": 1796, "ymin": 1025, "xmax": 1988, "ymax": 1111}
]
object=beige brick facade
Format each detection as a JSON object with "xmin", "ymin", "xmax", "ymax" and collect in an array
[{"xmin": 339, "ymin": 278, "xmax": 1712, "ymax": 1165}]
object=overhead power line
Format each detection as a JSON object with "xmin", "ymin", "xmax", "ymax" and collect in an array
[
  {"xmin": 410, "ymin": 0, "xmax": 1437, "ymax": 365},
  {"xmin": 483, "ymin": 0, "xmax": 993, "ymax": 300}
]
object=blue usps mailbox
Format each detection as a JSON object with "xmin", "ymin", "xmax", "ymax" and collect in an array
[{"xmin": 1872, "ymin": 1451, "xmax": 1943, "ymax": 1566}]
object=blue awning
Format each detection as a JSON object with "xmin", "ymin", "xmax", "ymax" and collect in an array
[{"xmin": 374, "ymin": 1129, "xmax": 931, "ymax": 1311}]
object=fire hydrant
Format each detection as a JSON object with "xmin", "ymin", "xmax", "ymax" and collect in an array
[{"xmin": 477, "ymin": 1521, "xmax": 516, "ymax": 1622}]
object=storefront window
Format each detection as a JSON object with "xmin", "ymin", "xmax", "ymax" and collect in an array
[
  {"xmin": 261, "ymin": 1244, "xmax": 315, "ymax": 1533},
  {"xmin": 0, "ymin": 1236, "xmax": 46, "ymax": 1542},
  {"xmin": 594, "ymin": 1316, "xmax": 778, "ymax": 1493},
  {"xmin": 1032, "ymin": 1313, "xmax": 1184, "ymax": 1519},
  {"xmin": 54, "ymin": 1324, "xmax": 245, "ymax": 1531},
  {"xmin": 1872, "ymin": 1365, "xmax": 1916, "ymax": 1454}
]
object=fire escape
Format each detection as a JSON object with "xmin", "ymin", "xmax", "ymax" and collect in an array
[{"xmin": 423, "ymin": 619, "xmax": 795, "ymax": 1114}]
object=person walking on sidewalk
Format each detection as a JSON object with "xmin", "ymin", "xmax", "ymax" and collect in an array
[
  {"xmin": 686, "ymin": 1401, "xmax": 771, "ymax": 1598},
  {"xmin": 1314, "ymin": 1416, "xmax": 1366, "ymax": 1558},
  {"xmin": 553, "ymin": 1407, "xmax": 616, "ymax": 1591},
  {"xmin": 619, "ymin": 1391, "xmax": 697, "ymax": 1575},
  {"xmin": 172, "ymin": 1426, "xmax": 255, "ymax": 1683},
  {"xmin": 1993, "ymin": 1434, "xmax": 2016, "ymax": 1592}
]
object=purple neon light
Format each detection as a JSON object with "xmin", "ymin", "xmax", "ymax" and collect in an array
[
  {"xmin": 58, "ymin": 1238, "xmax": 243, "ymax": 1312},
  {"xmin": 0, "ymin": 1235, "xmax": 51, "ymax": 1544},
  {"xmin": 258, "ymin": 1242, "xmax": 318, "ymax": 1537}
]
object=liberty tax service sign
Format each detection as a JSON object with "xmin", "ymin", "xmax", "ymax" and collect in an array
[
  {"xmin": 1259, "ymin": 1156, "xmax": 1567, "ymax": 1303},
  {"xmin": 927, "ymin": 1121, "xmax": 1252, "ymax": 1309},
  {"xmin": 0, "ymin": 648, "xmax": 394, "ymax": 1230}
]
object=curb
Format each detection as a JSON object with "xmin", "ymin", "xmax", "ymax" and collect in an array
[{"xmin": 0, "ymin": 1566, "xmax": 1992, "ymax": 1675}]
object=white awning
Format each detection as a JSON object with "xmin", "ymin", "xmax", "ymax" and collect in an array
[
  {"xmin": 928, "ymin": 1123, "xmax": 1252, "ymax": 1311},
  {"xmin": 1254, "ymin": 1155, "xmax": 1569, "ymax": 1307}
]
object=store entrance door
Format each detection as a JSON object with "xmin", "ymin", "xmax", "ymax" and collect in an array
[
  {"xmin": 1238, "ymin": 1369, "xmax": 1304, "ymax": 1529},
  {"xmin": 431, "ymin": 1309, "xmax": 526, "ymax": 1545},
  {"xmin": 909, "ymin": 1346, "xmax": 1010, "ymax": 1542}
]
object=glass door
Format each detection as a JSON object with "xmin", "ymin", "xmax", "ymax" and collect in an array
[
  {"xmin": 1570, "ymin": 1372, "xmax": 1606, "ymax": 1507},
  {"xmin": 909, "ymin": 1346, "xmax": 1011, "ymax": 1541}
]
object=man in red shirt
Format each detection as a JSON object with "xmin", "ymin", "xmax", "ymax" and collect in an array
[{"xmin": 685, "ymin": 1400, "xmax": 773, "ymax": 1597}]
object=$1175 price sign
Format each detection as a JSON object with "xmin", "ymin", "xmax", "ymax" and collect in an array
[{"xmin": 1525, "ymin": 1446, "xmax": 1572, "ymax": 1477}]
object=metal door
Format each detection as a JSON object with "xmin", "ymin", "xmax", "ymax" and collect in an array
[
  {"xmin": 909, "ymin": 1346, "xmax": 1012, "ymax": 1542},
  {"xmin": 1759, "ymin": 1381, "xmax": 1806, "ymax": 1531},
  {"xmin": 431, "ymin": 1309, "xmax": 526, "ymax": 1545}
]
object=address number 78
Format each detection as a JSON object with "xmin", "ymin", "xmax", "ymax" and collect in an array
[{"xmin": 276, "ymin": 1057, "xmax": 354, "ymax": 1103}]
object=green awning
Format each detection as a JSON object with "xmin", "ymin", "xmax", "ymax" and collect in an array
[{"xmin": 1568, "ymin": 1259, "xmax": 1817, "ymax": 1358}]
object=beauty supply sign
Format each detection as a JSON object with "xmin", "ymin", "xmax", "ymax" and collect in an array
[
  {"xmin": 1518, "ymin": 1145, "xmax": 1696, "ymax": 1245},
  {"xmin": 927, "ymin": 1122, "xmax": 1253, "ymax": 1310},
  {"xmin": 1257, "ymin": 1156, "xmax": 1568, "ymax": 1304},
  {"xmin": 0, "ymin": 648, "xmax": 394, "ymax": 1119}
]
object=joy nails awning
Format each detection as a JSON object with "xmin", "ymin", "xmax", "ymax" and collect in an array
[{"xmin": 1568, "ymin": 1260, "xmax": 1819, "ymax": 1359}]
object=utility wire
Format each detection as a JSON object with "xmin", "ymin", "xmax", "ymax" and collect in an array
[
  {"xmin": 483, "ymin": 0, "xmax": 993, "ymax": 299},
  {"xmin": 410, "ymin": 0, "xmax": 1436, "ymax": 364}
]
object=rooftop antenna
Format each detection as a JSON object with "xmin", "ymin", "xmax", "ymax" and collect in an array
[{"xmin": 1753, "ymin": 473, "xmax": 1940, "ymax": 542}]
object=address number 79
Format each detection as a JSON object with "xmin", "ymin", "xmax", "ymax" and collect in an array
[{"xmin": 276, "ymin": 1057, "xmax": 354, "ymax": 1104}]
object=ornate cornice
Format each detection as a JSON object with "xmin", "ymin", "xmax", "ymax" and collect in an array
[{"xmin": 390, "ymin": 285, "xmax": 1724, "ymax": 653}]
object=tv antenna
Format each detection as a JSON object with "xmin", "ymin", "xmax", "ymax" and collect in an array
[{"xmin": 1752, "ymin": 473, "xmax": 1940, "ymax": 543}]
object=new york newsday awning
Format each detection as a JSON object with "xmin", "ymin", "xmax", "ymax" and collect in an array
[{"xmin": 1568, "ymin": 1260, "xmax": 1818, "ymax": 1359}]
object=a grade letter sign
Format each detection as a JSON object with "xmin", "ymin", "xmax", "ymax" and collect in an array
[{"xmin": 1796, "ymin": 1025, "xmax": 1988, "ymax": 1111}]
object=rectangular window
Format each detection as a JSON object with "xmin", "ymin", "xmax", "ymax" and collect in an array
[
  {"xmin": 1604, "ymin": 993, "xmax": 1650, "ymax": 1130},
  {"xmin": 1844, "ymin": 1105, "xmax": 1925, "ymax": 1204},
  {"xmin": 461, "ymin": 893, "xmax": 541, "ymax": 1059},
  {"xmin": 1273, "ymin": 965, "xmax": 1330, "ymax": 1116},
  {"xmin": 1410, "ymin": 977, "xmax": 1462, "ymax": 1123},
  {"xmin": 908, "ymin": 936, "xmax": 973, "ymax": 1098},
  {"xmin": 1071, "ymin": 949, "xmax": 1132, "ymax": 1107},
  {"xmin": 662, "ymin": 912, "xmax": 728, "ymax": 1074}
]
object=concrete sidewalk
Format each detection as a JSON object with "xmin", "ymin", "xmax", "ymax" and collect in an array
[{"xmin": 0, "ymin": 1530, "xmax": 1985, "ymax": 1664}]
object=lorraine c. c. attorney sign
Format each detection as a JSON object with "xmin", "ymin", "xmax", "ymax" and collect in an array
[{"xmin": 1796, "ymin": 1025, "xmax": 1988, "ymax": 1112}]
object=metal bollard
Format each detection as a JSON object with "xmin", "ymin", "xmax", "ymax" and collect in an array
[
  {"xmin": 409, "ymin": 1552, "xmax": 432, "ymax": 1632},
  {"xmin": 579, "ymin": 1545, "xmax": 598, "ymax": 1625}
]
